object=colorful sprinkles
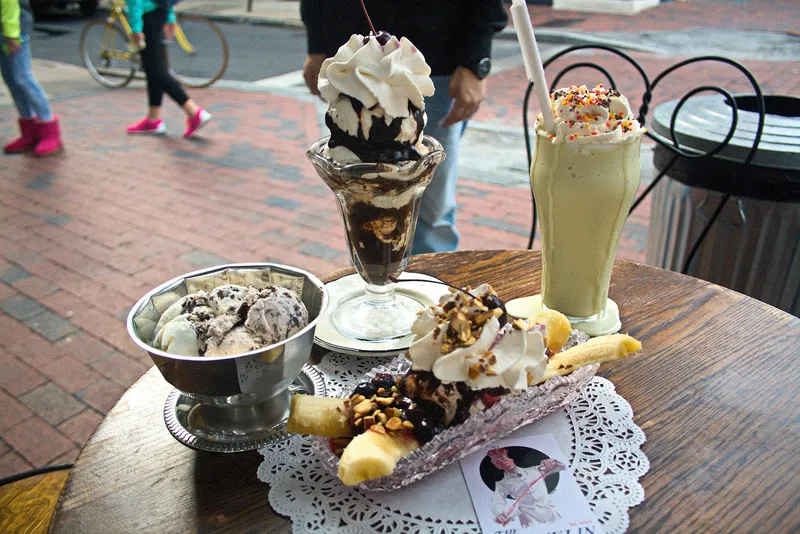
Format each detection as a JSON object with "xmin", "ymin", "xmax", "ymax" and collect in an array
[{"xmin": 548, "ymin": 84, "xmax": 640, "ymax": 138}]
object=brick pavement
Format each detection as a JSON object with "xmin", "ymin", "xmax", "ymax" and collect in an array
[{"xmin": 0, "ymin": 0, "xmax": 797, "ymax": 480}]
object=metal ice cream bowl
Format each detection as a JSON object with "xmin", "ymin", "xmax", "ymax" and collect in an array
[{"xmin": 127, "ymin": 263, "xmax": 329, "ymax": 453}]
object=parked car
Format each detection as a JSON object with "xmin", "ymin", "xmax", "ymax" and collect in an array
[{"xmin": 30, "ymin": 0, "xmax": 99, "ymax": 19}]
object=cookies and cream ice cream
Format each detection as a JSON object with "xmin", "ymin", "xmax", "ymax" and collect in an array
[
  {"xmin": 319, "ymin": 33, "xmax": 434, "ymax": 164},
  {"xmin": 153, "ymin": 284, "xmax": 309, "ymax": 357}
]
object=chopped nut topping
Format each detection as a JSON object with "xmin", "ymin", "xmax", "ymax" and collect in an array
[
  {"xmin": 354, "ymin": 399, "xmax": 373, "ymax": 415},
  {"xmin": 385, "ymin": 407, "xmax": 402, "ymax": 419},
  {"xmin": 487, "ymin": 353, "xmax": 497, "ymax": 365},
  {"xmin": 377, "ymin": 387, "xmax": 386, "ymax": 394},
  {"xmin": 351, "ymin": 394, "xmax": 365, "ymax": 404},
  {"xmin": 362, "ymin": 415, "xmax": 376, "ymax": 429},
  {"xmin": 376, "ymin": 412, "xmax": 388, "ymax": 424},
  {"xmin": 468, "ymin": 364, "xmax": 481, "ymax": 381},
  {"xmin": 370, "ymin": 424, "xmax": 386, "ymax": 434},
  {"xmin": 402, "ymin": 420, "xmax": 415, "ymax": 429},
  {"xmin": 375, "ymin": 396, "xmax": 394, "ymax": 407},
  {"xmin": 512, "ymin": 318, "xmax": 528, "ymax": 331},
  {"xmin": 385, "ymin": 417, "xmax": 404, "ymax": 431},
  {"xmin": 485, "ymin": 368, "xmax": 499, "ymax": 376}
]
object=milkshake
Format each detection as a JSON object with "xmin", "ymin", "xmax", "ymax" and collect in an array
[
  {"xmin": 531, "ymin": 85, "xmax": 643, "ymax": 327},
  {"xmin": 307, "ymin": 33, "xmax": 445, "ymax": 341}
]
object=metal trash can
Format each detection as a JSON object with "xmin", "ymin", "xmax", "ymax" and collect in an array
[{"xmin": 646, "ymin": 94, "xmax": 800, "ymax": 316}]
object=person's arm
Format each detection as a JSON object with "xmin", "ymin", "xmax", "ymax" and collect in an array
[
  {"xmin": 300, "ymin": 0, "xmax": 326, "ymax": 55},
  {"xmin": 441, "ymin": 0, "xmax": 507, "ymax": 127},
  {"xmin": 126, "ymin": 0, "xmax": 144, "ymax": 34},
  {"xmin": 1, "ymin": 0, "xmax": 21, "ymax": 39},
  {"xmin": 456, "ymin": 0, "xmax": 507, "ymax": 71},
  {"xmin": 300, "ymin": 0, "xmax": 327, "ymax": 96}
]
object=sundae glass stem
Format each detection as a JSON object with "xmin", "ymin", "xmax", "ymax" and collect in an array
[{"xmin": 365, "ymin": 282, "xmax": 396, "ymax": 307}]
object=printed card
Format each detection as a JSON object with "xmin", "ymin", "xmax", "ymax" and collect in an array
[{"xmin": 460, "ymin": 433, "xmax": 603, "ymax": 534}]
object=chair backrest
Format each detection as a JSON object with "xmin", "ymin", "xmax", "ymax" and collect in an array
[{"xmin": 522, "ymin": 45, "xmax": 766, "ymax": 274}]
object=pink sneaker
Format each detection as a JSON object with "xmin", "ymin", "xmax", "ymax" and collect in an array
[
  {"xmin": 126, "ymin": 117, "xmax": 166, "ymax": 135},
  {"xmin": 183, "ymin": 109, "xmax": 212, "ymax": 138}
]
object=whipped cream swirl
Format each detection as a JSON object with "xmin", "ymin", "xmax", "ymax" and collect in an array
[
  {"xmin": 536, "ymin": 84, "xmax": 645, "ymax": 144},
  {"xmin": 407, "ymin": 284, "xmax": 548, "ymax": 392},
  {"xmin": 319, "ymin": 34, "xmax": 434, "ymax": 118},
  {"xmin": 319, "ymin": 34, "xmax": 434, "ymax": 163}
]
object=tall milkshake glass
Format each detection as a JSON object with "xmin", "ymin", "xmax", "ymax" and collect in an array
[{"xmin": 530, "ymin": 85, "xmax": 643, "ymax": 335}]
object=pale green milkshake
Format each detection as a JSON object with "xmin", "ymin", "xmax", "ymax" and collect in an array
[{"xmin": 531, "ymin": 85, "xmax": 643, "ymax": 330}]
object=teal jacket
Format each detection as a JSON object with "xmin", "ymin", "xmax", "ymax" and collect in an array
[{"xmin": 125, "ymin": 0, "xmax": 176, "ymax": 34}]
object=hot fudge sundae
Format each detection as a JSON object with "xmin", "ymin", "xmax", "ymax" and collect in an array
[{"xmin": 309, "ymin": 31, "xmax": 442, "ymax": 286}]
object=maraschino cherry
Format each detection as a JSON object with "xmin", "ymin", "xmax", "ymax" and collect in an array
[{"xmin": 359, "ymin": 0, "xmax": 391, "ymax": 45}]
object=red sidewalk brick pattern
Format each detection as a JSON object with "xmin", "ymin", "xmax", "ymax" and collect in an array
[{"xmin": 0, "ymin": 0, "xmax": 797, "ymax": 480}]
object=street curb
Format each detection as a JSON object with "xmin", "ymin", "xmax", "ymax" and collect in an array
[
  {"xmin": 177, "ymin": 10, "xmax": 305, "ymax": 28},
  {"xmin": 497, "ymin": 27, "xmax": 664, "ymax": 54},
  {"xmin": 100, "ymin": 7, "xmax": 662, "ymax": 54}
]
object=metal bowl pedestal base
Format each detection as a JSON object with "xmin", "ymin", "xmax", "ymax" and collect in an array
[{"xmin": 163, "ymin": 365, "xmax": 325, "ymax": 452}]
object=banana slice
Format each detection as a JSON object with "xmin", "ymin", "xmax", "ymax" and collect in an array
[
  {"xmin": 536, "ymin": 333, "xmax": 641, "ymax": 383},
  {"xmin": 532, "ymin": 309, "xmax": 572, "ymax": 353},
  {"xmin": 337, "ymin": 429, "xmax": 419, "ymax": 486},
  {"xmin": 285, "ymin": 394, "xmax": 351, "ymax": 438}
]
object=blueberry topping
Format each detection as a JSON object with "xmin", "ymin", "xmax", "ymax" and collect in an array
[
  {"xmin": 352, "ymin": 382, "xmax": 377, "ymax": 398},
  {"xmin": 373, "ymin": 374, "xmax": 396, "ymax": 391}
]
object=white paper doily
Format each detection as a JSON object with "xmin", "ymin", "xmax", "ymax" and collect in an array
[{"xmin": 258, "ymin": 353, "xmax": 648, "ymax": 534}]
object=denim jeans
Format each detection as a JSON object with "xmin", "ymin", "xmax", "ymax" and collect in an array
[
  {"xmin": 0, "ymin": 9, "xmax": 52, "ymax": 121},
  {"xmin": 411, "ymin": 75, "xmax": 467, "ymax": 255}
]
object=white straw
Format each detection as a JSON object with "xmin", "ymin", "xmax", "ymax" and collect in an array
[{"xmin": 510, "ymin": 0, "xmax": 555, "ymax": 134}]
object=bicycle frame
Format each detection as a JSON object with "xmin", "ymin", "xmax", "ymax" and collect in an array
[{"xmin": 102, "ymin": 0, "xmax": 194, "ymax": 58}]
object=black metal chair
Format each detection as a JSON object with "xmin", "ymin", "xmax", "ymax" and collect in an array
[{"xmin": 522, "ymin": 45, "xmax": 766, "ymax": 274}]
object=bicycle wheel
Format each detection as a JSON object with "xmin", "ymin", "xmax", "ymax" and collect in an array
[
  {"xmin": 80, "ymin": 20, "xmax": 137, "ymax": 88},
  {"xmin": 168, "ymin": 15, "xmax": 229, "ymax": 88}
]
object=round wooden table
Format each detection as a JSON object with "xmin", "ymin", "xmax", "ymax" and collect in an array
[{"xmin": 50, "ymin": 250, "xmax": 800, "ymax": 533}]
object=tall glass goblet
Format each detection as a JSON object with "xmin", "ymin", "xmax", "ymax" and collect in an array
[{"xmin": 307, "ymin": 136, "xmax": 445, "ymax": 342}]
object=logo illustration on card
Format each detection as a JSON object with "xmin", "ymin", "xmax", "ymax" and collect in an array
[
  {"xmin": 482, "ymin": 447, "xmax": 565, "ymax": 528},
  {"xmin": 461, "ymin": 434, "xmax": 603, "ymax": 534}
]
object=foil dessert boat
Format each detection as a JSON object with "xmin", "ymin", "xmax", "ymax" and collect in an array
[{"xmin": 312, "ymin": 332, "xmax": 596, "ymax": 491}]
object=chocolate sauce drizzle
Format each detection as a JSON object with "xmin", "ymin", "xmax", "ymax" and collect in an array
[{"xmin": 326, "ymin": 95, "xmax": 426, "ymax": 163}]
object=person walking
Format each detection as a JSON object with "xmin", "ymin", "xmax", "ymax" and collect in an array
[
  {"xmin": 124, "ymin": 0, "xmax": 211, "ymax": 137},
  {"xmin": 300, "ymin": 0, "xmax": 507, "ymax": 254},
  {"xmin": 1, "ymin": 0, "xmax": 63, "ymax": 156}
]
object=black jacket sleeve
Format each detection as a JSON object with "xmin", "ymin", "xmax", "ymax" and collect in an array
[
  {"xmin": 300, "ymin": 0, "xmax": 327, "ymax": 55},
  {"xmin": 457, "ymin": 0, "xmax": 508, "ymax": 67}
]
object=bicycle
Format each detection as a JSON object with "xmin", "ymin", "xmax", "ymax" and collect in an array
[{"xmin": 79, "ymin": 0, "xmax": 229, "ymax": 89}]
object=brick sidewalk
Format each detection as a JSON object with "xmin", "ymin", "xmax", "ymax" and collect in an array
[{"xmin": 1, "ymin": 0, "xmax": 798, "ymax": 480}]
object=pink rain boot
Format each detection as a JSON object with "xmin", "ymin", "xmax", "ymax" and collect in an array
[
  {"xmin": 33, "ymin": 116, "xmax": 64, "ymax": 157},
  {"xmin": 4, "ymin": 118, "xmax": 38, "ymax": 154}
]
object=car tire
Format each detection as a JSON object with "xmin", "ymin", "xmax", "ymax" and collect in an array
[{"xmin": 80, "ymin": 0, "xmax": 98, "ymax": 16}]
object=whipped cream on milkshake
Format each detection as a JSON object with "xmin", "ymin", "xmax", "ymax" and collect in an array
[{"xmin": 532, "ymin": 84, "xmax": 644, "ymax": 321}]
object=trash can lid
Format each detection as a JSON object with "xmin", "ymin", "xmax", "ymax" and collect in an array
[{"xmin": 650, "ymin": 95, "xmax": 800, "ymax": 171}]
